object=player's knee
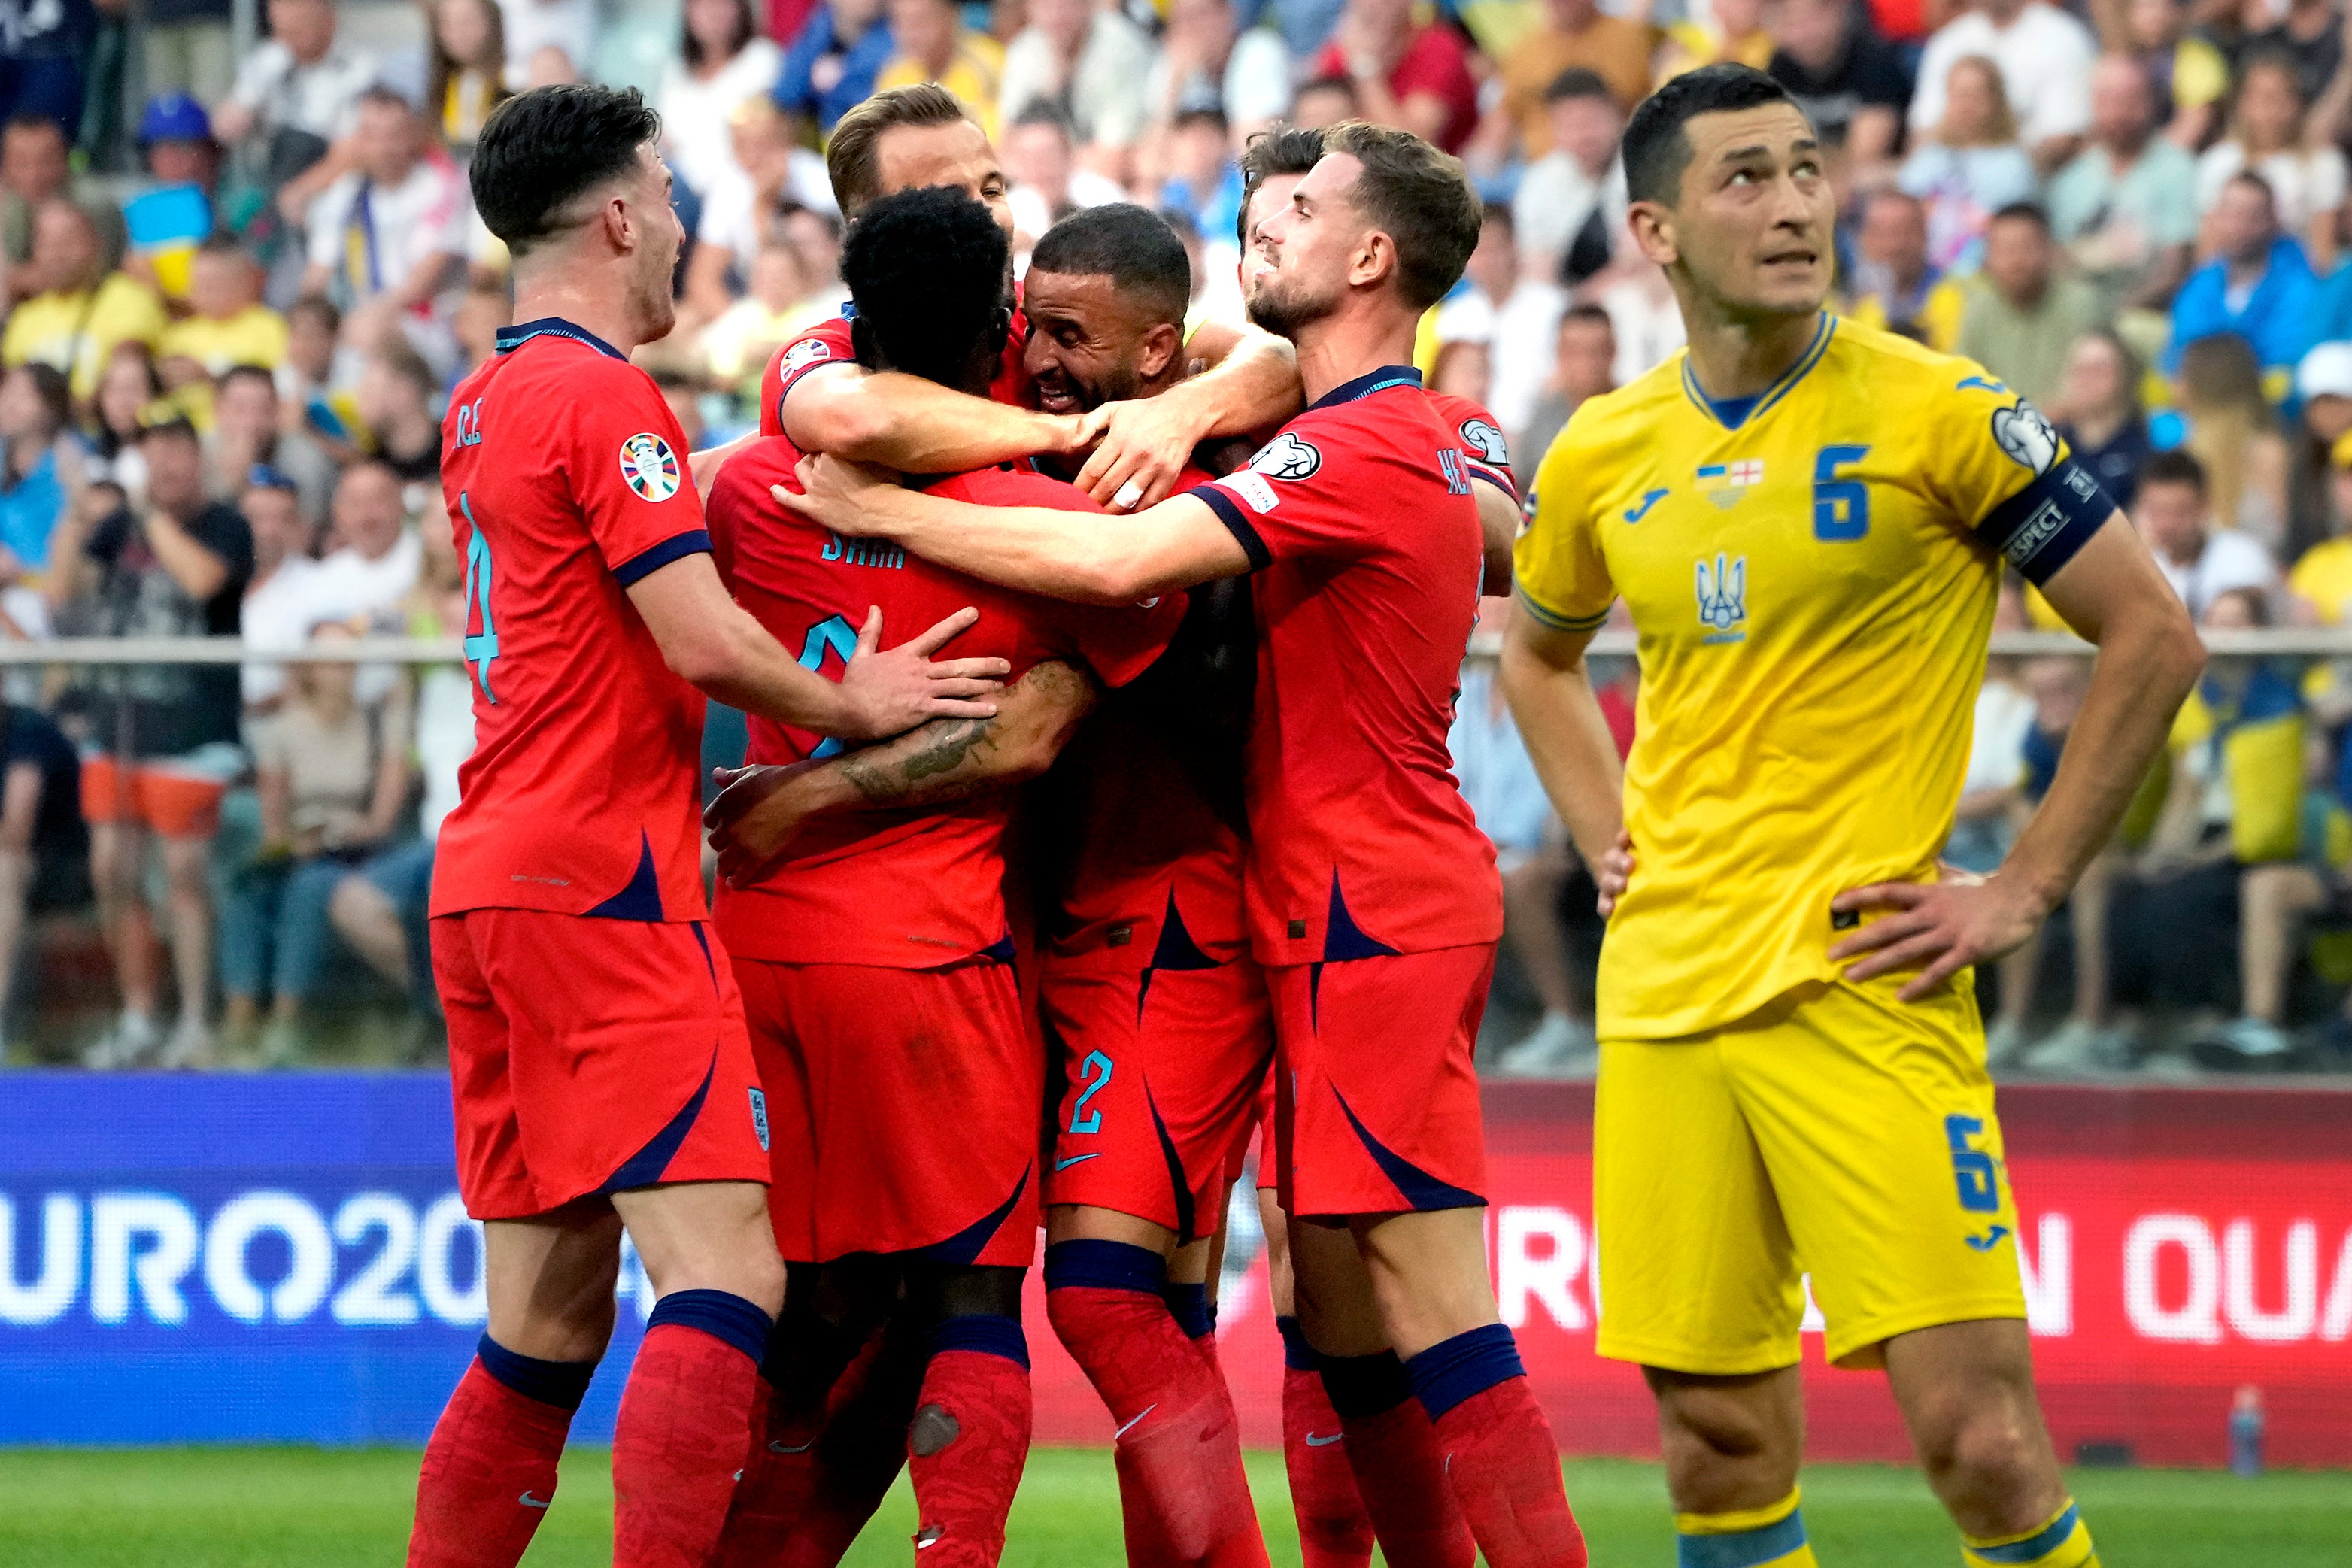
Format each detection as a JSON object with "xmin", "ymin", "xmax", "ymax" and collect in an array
[
  {"xmin": 1650, "ymin": 1372, "xmax": 1796, "ymax": 1466},
  {"xmin": 1911, "ymin": 1388, "xmax": 2044, "ymax": 1497}
]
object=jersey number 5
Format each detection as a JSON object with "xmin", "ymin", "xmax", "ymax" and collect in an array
[
  {"xmin": 459, "ymin": 493, "xmax": 498, "ymax": 703},
  {"xmin": 1813, "ymin": 446, "xmax": 1871, "ymax": 541}
]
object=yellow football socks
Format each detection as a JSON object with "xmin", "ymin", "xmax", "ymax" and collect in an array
[
  {"xmin": 1962, "ymin": 1499, "xmax": 2099, "ymax": 1567},
  {"xmin": 1675, "ymin": 1486, "xmax": 1819, "ymax": 1567}
]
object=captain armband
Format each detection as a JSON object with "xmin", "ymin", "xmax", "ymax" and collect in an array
[{"xmin": 1972, "ymin": 459, "xmax": 2114, "ymax": 587}]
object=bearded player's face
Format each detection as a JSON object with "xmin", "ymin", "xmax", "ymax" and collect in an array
[
  {"xmin": 1245, "ymin": 153, "xmax": 1360, "ymax": 340},
  {"xmin": 1633, "ymin": 103, "xmax": 1833, "ymax": 323},
  {"xmin": 624, "ymin": 141, "xmax": 684, "ymax": 342},
  {"xmin": 1237, "ymin": 170, "xmax": 1303, "ymax": 299},
  {"xmin": 1021, "ymin": 268, "xmax": 1156, "ymax": 414}
]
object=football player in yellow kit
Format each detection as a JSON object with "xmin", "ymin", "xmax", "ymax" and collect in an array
[{"xmin": 1501, "ymin": 65, "xmax": 2206, "ymax": 1568}]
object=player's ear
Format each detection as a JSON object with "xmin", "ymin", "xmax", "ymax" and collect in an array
[
  {"xmin": 1138, "ymin": 321, "xmax": 1181, "ymax": 381},
  {"xmin": 1626, "ymin": 201, "xmax": 1679, "ymax": 270},
  {"xmin": 1351, "ymin": 229, "xmax": 1395, "ymax": 293},
  {"xmin": 989, "ymin": 306, "xmax": 1012, "ymax": 356}
]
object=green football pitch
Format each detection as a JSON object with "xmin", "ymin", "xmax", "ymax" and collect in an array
[{"xmin": 0, "ymin": 1447, "xmax": 2344, "ymax": 1566}]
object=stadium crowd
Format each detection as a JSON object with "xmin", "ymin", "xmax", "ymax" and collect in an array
[{"xmin": 0, "ymin": 0, "xmax": 2349, "ymax": 1078}]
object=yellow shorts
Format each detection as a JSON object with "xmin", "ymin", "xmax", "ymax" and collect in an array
[{"xmin": 1593, "ymin": 977, "xmax": 2026, "ymax": 1374}]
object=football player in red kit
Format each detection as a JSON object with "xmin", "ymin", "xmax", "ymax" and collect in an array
[
  {"xmin": 408, "ymin": 86, "xmax": 1010, "ymax": 1568},
  {"xmin": 776, "ymin": 122, "xmax": 1587, "ymax": 1568},
  {"xmin": 702, "ymin": 187, "xmax": 1188, "ymax": 1568}
]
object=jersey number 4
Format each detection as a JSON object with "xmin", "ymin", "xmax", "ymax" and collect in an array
[
  {"xmin": 1813, "ymin": 446, "xmax": 1871, "ymax": 541},
  {"xmin": 460, "ymin": 493, "xmax": 498, "ymax": 704}
]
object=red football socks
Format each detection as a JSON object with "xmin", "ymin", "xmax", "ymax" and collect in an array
[
  {"xmin": 775, "ymin": 1326, "xmax": 930, "ymax": 1568},
  {"xmin": 714, "ymin": 1312, "xmax": 873, "ymax": 1568},
  {"xmin": 1279, "ymin": 1359, "xmax": 1376, "ymax": 1568},
  {"xmin": 1319, "ymin": 1349, "xmax": 1476, "ymax": 1568},
  {"xmin": 1407, "ymin": 1327, "xmax": 1586, "ymax": 1568},
  {"xmin": 614, "ymin": 1294, "xmax": 771, "ymax": 1568},
  {"xmin": 1047, "ymin": 1265, "xmax": 1270, "ymax": 1568},
  {"xmin": 906, "ymin": 1317, "xmax": 1033, "ymax": 1567},
  {"xmin": 408, "ymin": 1346, "xmax": 592, "ymax": 1568}
]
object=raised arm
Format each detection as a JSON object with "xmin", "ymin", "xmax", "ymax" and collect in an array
[
  {"xmin": 772, "ymin": 454, "xmax": 1253, "ymax": 604},
  {"xmin": 1830, "ymin": 517, "xmax": 2205, "ymax": 998},
  {"xmin": 1072, "ymin": 323, "xmax": 1303, "ymax": 510},
  {"xmin": 1496, "ymin": 605, "xmax": 1634, "ymax": 914},
  {"xmin": 624, "ymin": 550, "xmax": 1010, "ymax": 738},
  {"xmin": 703, "ymin": 657, "xmax": 1103, "ymax": 885},
  {"xmin": 781, "ymin": 360, "xmax": 1082, "ymax": 473}
]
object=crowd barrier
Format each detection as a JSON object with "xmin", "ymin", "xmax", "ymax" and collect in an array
[{"xmin": 3, "ymin": 1075, "xmax": 2347, "ymax": 1467}]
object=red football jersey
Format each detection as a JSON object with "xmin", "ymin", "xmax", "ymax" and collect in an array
[
  {"xmin": 431, "ymin": 317, "xmax": 713, "ymax": 921},
  {"xmin": 757, "ymin": 293, "xmax": 1033, "ymax": 438},
  {"xmin": 1426, "ymin": 390, "xmax": 1516, "ymax": 501},
  {"xmin": 1185, "ymin": 367, "xmax": 1503, "ymax": 961},
  {"xmin": 706, "ymin": 438, "xmax": 1184, "ymax": 968},
  {"xmin": 1043, "ymin": 463, "xmax": 1249, "ymax": 967}
]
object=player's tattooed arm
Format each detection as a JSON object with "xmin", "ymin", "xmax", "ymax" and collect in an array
[{"xmin": 704, "ymin": 659, "xmax": 1102, "ymax": 887}]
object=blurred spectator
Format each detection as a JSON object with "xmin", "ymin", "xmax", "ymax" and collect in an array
[
  {"xmin": 1511, "ymin": 70, "xmax": 1627, "ymax": 287},
  {"xmin": 0, "ymin": 360, "xmax": 79, "ymax": 574},
  {"xmin": 702, "ymin": 238, "xmax": 818, "ymax": 386},
  {"xmin": 876, "ymin": 0, "xmax": 1008, "ymax": 141},
  {"xmin": 1249, "ymin": 0, "xmax": 1346, "ymax": 62},
  {"xmin": 681, "ymin": 98, "xmax": 836, "ymax": 331},
  {"xmin": 2247, "ymin": 0, "xmax": 2341, "ymax": 105},
  {"xmin": 160, "ymin": 235, "xmax": 287, "ymax": 379},
  {"xmin": 1898, "ymin": 55, "xmax": 2038, "ymax": 274},
  {"xmin": 237, "ymin": 467, "xmax": 322, "ymax": 717},
  {"xmin": 1951, "ymin": 591, "xmax": 2035, "ymax": 1057},
  {"xmin": 1658, "ymin": 0, "xmax": 1774, "ymax": 82},
  {"xmin": 1517, "ymin": 302, "xmax": 1616, "ymax": 469},
  {"xmin": 140, "ymin": 0, "xmax": 234, "ymax": 111},
  {"xmin": 2196, "ymin": 50, "xmax": 2344, "ymax": 271},
  {"xmin": 2119, "ymin": 0, "xmax": 2230, "ymax": 148},
  {"xmin": 2052, "ymin": 329, "xmax": 2154, "ymax": 513},
  {"xmin": 1846, "ymin": 188, "xmax": 1965, "ymax": 350},
  {"xmin": 1953, "ymin": 203, "xmax": 2105, "ymax": 408},
  {"xmin": 205, "ymin": 364, "xmax": 333, "ymax": 523},
  {"xmin": 213, "ymin": 0, "xmax": 376, "ymax": 193},
  {"xmin": 654, "ymin": 366, "xmax": 710, "ymax": 451},
  {"xmin": 1308, "ymin": 0, "xmax": 1477, "ymax": 153},
  {"xmin": 2290, "ymin": 426, "xmax": 2352, "ymax": 629},
  {"xmin": 781, "ymin": 203, "xmax": 847, "ymax": 315},
  {"xmin": 425, "ymin": 0, "xmax": 514, "ymax": 161},
  {"xmin": 299, "ymin": 89, "xmax": 466, "ymax": 324},
  {"xmin": 0, "ymin": 700, "xmax": 83, "ymax": 1046},
  {"xmin": 775, "ymin": 0, "xmax": 894, "ymax": 135},
  {"xmin": 278, "ymin": 295, "xmax": 366, "ymax": 466},
  {"xmin": 2, "ymin": 113, "xmax": 125, "ymax": 307},
  {"xmin": 1002, "ymin": 0, "xmax": 1154, "ymax": 166},
  {"xmin": 1288, "ymin": 72, "xmax": 1359, "ymax": 131},
  {"xmin": 220, "ymin": 620, "xmax": 415, "ymax": 1063},
  {"xmin": 1486, "ymin": 0, "xmax": 1652, "ymax": 168},
  {"xmin": 450, "ymin": 278, "xmax": 510, "ymax": 376},
  {"xmin": 2171, "ymin": 331, "xmax": 2291, "ymax": 547},
  {"xmin": 310, "ymin": 460, "xmax": 422, "ymax": 626},
  {"xmin": 0, "ymin": 0, "xmax": 94, "ymax": 137},
  {"xmin": 59, "ymin": 416, "xmax": 253, "ymax": 1069},
  {"xmin": 1146, "ymin": 0, "xmax": 1291, "ymax": 144},
  {"xmin": 1595, "ymin": 260, "xmax": 1686, "ymax": 385},
  {"xmin": 1006, "ymin": 105, "xmax": 1124, "ymax": 261},
  {"xmin": 83, "ymin": 343, "xmax": 160, "ymax": 502},
  {"xmin": 2005, "ymin": 653, "xmax": 2125, "ymax": 1071},
  {"xmin": 662, "ymin": 0, "xmax": 785, "ymax": 205},
  {"xmin": 493, "ymin": 0, "xmax": 593, "ymax": 83},
  {"xmin": 1431, "ymin": 335, "xmax": 1489, "ymax": 404},
  {"xmin": 2, "ymin": 199, "xmax": 165, "ymax": 403},
  {"xmin": 1158, "ymin": 108, "xmax": 1243, "ymax": 254},
  {"xmin": 1765, "ymin": 0, "xmax": 1910, "ymax": 171},
  {"xmin": 2135, "ymin": 447, "xmax": 2278, "ymax": 616},
  {"xmin": 1452, "ymin": 655, "xmax": 1595, "ymax": 1078},
  {"xmin": 2047, "ymin": 56, "xmax": 2199, "ymax": 314},
  {"xmin": 1449, "ymin": 204, "xmax": 1564, "ymax": 442},
  {"xmin": 1910, "ymin": 0, "xmax": 2097, "ymax": 174},
  {"xmin": 2167, "ymin": 172, "xmax": 2318, "ymax": 389},
  {"xmin": 120, "ymin": 95, "xmax": 219, "ymax": 307}
]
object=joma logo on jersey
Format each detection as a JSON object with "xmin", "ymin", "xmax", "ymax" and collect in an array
[
  {"xmin": 1695, "ymin": 552, "xmax": 1747, "ymax": 641},
  {"xmin": 1696, "ymin": 459, "xmax": 1764, "ymax": 508},
  {"xmin": 821, "ymin": 533, "xmax": 905, "ymax": 569}
]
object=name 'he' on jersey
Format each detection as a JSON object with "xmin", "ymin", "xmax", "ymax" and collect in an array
[{"xmin": 1513, "ymin": 314, "xmax": 2114, "ymax": 1042}]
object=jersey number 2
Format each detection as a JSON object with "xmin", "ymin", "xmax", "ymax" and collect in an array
[
  {"xmin": 1813, "ymin": 446, "xmax": 1871, "ymax": 541},
  {"xmin": 1069, "ymin": 1051, "xmax": 1114, "ymax": 1134},
  {"xmin": 460, "ymin": 493, "xmax": 498, "ymax": 703}
]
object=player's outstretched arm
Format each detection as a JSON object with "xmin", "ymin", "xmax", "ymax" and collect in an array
[
  {"xmin": 624, "ymin": 551, "xmax": 1012, "ymax": 739},
  {"xmin": 784, "ymin": 362, "xmax": 1085, "ymax": 475},
  {"xmin": 1832, "ymin": 516, "xmax": 2205, "ymax": 999},
  {"xmin": 771, "ymin": 456, "xmax": 1253, "ymax": 604},
  {"xmin": 702, "ymin": 658, "xmax": 1102, "ymax": 886},
  {"xmin": 1073, "ymin": 323, "xmax": 1302, "ymax": 511},
  {"xmin": 1497, "ymin": 602, "xmax": 1635, "ymax": 915}
]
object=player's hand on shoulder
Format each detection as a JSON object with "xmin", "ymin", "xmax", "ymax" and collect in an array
[
  {"xmin": 705, "ymin": 763, "xmax": 815, "ymax": 887},
  {"xmin": 1595, "ymin": 827, "xmax": 1634, "ymax": 917},
  {"xmin": 832, "ymin": 604, "xmax": 1010, "ymax": 741},
  {"xmin": 1073, "ymin": 397, "xmax": 1200, "ymax": 511},
  {"xmin": 771, "ymin": 453, "xmax": 900, "ymax": 535},
  {"xmin": 1828, "ymin": 863, "xmax": 2044, "ymax": 1002}
]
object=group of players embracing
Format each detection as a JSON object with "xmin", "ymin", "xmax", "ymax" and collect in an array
[{"xmin": 408, "ymin": 70, "xmax": 1582, "ymax": 1568}]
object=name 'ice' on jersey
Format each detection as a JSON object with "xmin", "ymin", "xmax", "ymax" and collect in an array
[
  {"xmin": 431, "ymin": 317, "xmax": 717, "ymax": 923},
  {"xmin": 1185, "ymin": 365, "xmax": 1503, "ymax": 964},
  {"xmin": 1514, "ymin": 314, "xmax": 2116, "ymax": 1041}
]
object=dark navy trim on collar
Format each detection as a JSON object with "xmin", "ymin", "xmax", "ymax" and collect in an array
[
  {"xmin": 1307, "ymin": 364, "xmax": 1422, "ymax": 412},
  {"xmin": 496, "ymin": 317, "xmax": 630, "ymax": 362}
]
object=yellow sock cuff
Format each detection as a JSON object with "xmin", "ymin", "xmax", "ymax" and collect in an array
[
  {"xmin": 1676, "ymin": 1488, "xmax": 1814, "ymax": 1567},
  {"xmin": 1675, "ymin": 1486, "xmax": 1801, "ymax": 1536},
  {"xmin": 1962, "ymin": 1500, "xmax": 2097, "ymax": 1567}
]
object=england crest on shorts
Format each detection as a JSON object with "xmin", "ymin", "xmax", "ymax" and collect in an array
[
  {"xmin": 618, "ymin": 432, "xmax": 681, "ymax": 502},
  {"xmin": 748, "ymin": 1086, "xmax": 770, "ymax": 1151}
]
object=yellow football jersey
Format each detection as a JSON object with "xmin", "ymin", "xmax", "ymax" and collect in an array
[{"xmin": 1516, "ymin": 315, "xmax": 2114, "ymax": 1040}]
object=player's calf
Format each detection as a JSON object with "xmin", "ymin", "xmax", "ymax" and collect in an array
[
  {"xmin": 902, "ymin": 1264, "xmax": 1033, "ymax": 1568},
  {"xmin": 1884, "ymin": 1320, "xmax": 2093, "ymax": 1564}
]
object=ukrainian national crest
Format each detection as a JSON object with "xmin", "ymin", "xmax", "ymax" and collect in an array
[
  {"xmin": 618, "ymin": 432, "xmax": 681, "ymax": 502},
  {"xmin": 1695, "ymin": 552, "xmax": 1746, "ymax": 641},
  {"xmin": 1248, "ymin": 432, "xmax": 1322, "ymax": 480}
]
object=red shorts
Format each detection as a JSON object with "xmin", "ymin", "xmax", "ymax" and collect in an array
[
  {"xmin": 1269, "ymin": 942, "xmax": 1495, "ymax": 1221},
  {"xmin": 736, "ymin": 954, "xmax": 1040, "ymax": 1267},
  {"xmin": 80, "ymin": 750, "xmax": 235, "ymax": 837},
  {"xmin": 1040, "ymin": 948, "xmax": 1273, "ymax": 1240},
  {"xmin": 432, "ymin": 910, "xmax": 768, "ymax": 1221}
]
